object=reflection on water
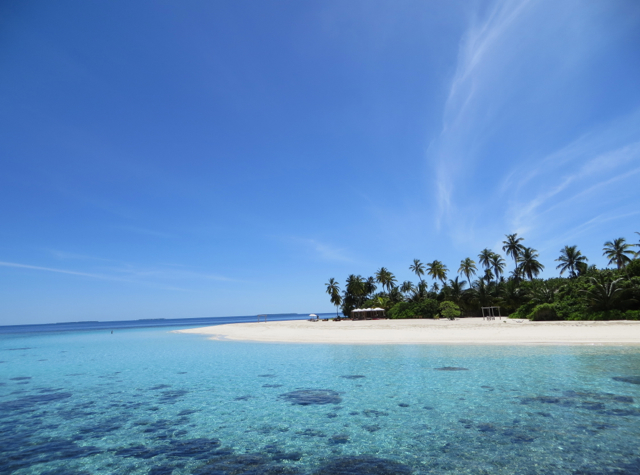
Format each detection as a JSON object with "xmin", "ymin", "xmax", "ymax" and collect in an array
[{"xmin": 1, "ymin": 329, "xmax": 640, "ymax": 474}]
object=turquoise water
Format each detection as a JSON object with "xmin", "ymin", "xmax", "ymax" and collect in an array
[{"xmin": 2, "ymin": 328, "xmax": 640, "ymax": 474}]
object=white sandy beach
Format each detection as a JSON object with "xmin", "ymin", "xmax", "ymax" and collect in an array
[{"xmin": 177, "ymin": 318, "xmax": 640, "ymax": 345}]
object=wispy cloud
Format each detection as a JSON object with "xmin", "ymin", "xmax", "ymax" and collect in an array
[
  {"xmin": 431, "ymin": 0, "xmax": 534, "ymax": 230},
  {"xmin": 287, "ymin": 237, "xmax": 354, "ymax": 263},
  {"xmin": 0, "ymin": 261, "xmax": 116, "ymax": 280},
  {"xmin": 0, "ymin": 260, "xmax": 237, "ymax": 290},
  {"xmin": 506, "ymin": 121, "xmax": 640, "ymax": 239},
  {"xmin": 104, "ymin": 263, "xmax": 238, "ymax": 282},
  {"xmin": 428, "ymin": 0, "xmax": 640, "ymax": 256},
  {"xmin": 48, "ymin": 249, "xmax": 113, "ymax": 261}
]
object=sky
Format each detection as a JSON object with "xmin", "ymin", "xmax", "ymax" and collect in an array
[{"xmin": 1, "ymin": 0, "xmax": 640, "ymax": 325}]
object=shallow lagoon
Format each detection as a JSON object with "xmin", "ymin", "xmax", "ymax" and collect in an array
[{"xmin": 1, "ymin": 327, "xmax": 640, "ymax": 474}]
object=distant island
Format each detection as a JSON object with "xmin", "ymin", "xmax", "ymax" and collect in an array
[{"xmin": 325, "ymin": 233, "xmax": 640, "ymax": 321}]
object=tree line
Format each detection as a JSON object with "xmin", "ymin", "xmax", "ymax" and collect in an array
[{"xmin": 325, "ymin": 233, "xmax": 640, "ymax": 321}]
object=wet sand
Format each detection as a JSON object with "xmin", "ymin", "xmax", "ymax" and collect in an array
[{"xmin": 176, "ymin": 318, "xmax": 640, "ymax": 345}]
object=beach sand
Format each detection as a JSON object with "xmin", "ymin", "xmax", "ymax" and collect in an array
[{"xmin": 177, "ymin": 317, "xmax": 640, "ymax": 345}]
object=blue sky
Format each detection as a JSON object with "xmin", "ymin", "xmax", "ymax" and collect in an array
[{"xmin": 1, "ymin": 0, "xmax": 640, "ymax": 325}]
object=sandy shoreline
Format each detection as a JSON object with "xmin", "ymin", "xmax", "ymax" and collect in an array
[{"xmin": 176, "ymin": 318, "xmax": 640, "ymax": 345}]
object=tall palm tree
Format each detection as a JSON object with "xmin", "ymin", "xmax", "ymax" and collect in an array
[
  {"xmin": 445, "ymin": 277, "xmax": 467, "ymax": 305},
  {"xmin": 519, "ymin": 247, "xmax": 544, "ymax": 280},
  {"xmin": 409, "ymin": 259, "xmax": 425, "ymax": 284},
  {"xmin": 343, "ymin": 274, "xmax": 366, "ymax": 316},
  {"xmin": 400, "ymin": 281, "xmax": 415, "ymax": 297},
  {"xmin": 375, "ymin": 267, "xmax": 396, "ymax": 293},
  {"xmin": 472, "ymin": 279, "xmax": 493, "ymax": 307},
  {"xmin": 478, "ymin": 249, "xmax": 494, "ymax": 271},
  {"xmin": 364, "ymin": 276, "xmax": 377, "ymax": 297},
  {"xmin": 458, "ymin": 258, "xmax": 477, "ymax": 288},
  {"xmin": 411, "ymin": 281, "xmax": 429, "ymax": 302},
  {"xmin": 325, "ymin": 277, "xmax": 340, "ymax": 298},
  {"xmin": 502, "ymin": 233, "xmax": 525, "ymax": 271},
  {"xmin": 490, "ymin": 253, "xmax": 506, "ymax": 281},
  {"xmin": 555, "ymin": 245, "xmax": 588, "ymax": 278},
  {"xmin": 388, "ymin": 286, "xmax": 403, "ymax": 305},
  {"xmin": 426, "ymin": 260, "xmax": 448, "ymax": 284},
  {"xmin": 385, "ymin": 271, "xmax": 397, "ymax": 293},
  {"xmin": 603, "ymin": 238, "xmax": 635, "ymax": 269},
  {"xmin": 482, "ymin": 268, "xmax": 494, "ymax": 285},
  {"xmin": 325, "ymin": 278, "xmax": 342, "ymax": 317},
  {"xmin": 345, "ymin": 274, "xmax": 366, "ymax": 304},
  {"xmin": 374, "ymin": 267, "xmax": 389, "ymax": 293}
]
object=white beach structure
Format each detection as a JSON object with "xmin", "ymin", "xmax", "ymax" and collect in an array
[
  {"xmin": 481, "ymin": 306, "xmax": 503, "ymax": 320},
  {"xmin": 351, "ymin": 308, "xmax": 386, "ymax": 320}
]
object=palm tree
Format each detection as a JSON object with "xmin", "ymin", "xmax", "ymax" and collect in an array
[
  {"xmin": 555, "ymin": 245, "xmax": 588, "ymax": 278},
  {"xmin": 603, "ymin": 238, "xmax": 635, "ymax": 269},
  {"xmin": 409, "ymin": 259, "xmax": 426, "ymax": 284},
  {"xmin": 342, "ymin": 274, "xmax": 366, "ymax": 316},
  {"xmin": 400, "ymin": 281, "xmax": 415, "ymax": 297},
  {"xmin": 364, "ymin": 276, "xmax": 377, "ymax": 297},
  {"xmin": 501, "ymin": 279, "xmax": 526, "ymax": 312},
  {"xmin": 375, "ymin": 267, "xmax": 396, "ymax": 293},
  {"xmin": 426, "ymin": 260, "xmax": 448, "ymax": 284},
  {"xmin": 482, "ymin": 267, "xmax": 494, "ymax": 285},
  {"xmin": 472, "ymin": 279, "xmax": 493, "ymax": 307},
  {"xmin": 345, "ymin": 274, "xmax": 366, "ymax": 306},
  {"xmin": 326, "ymin": 277, "xmax": 340, "ymax": 299},
  {"xmin": 388, "ymin": 286, "xmax": 403, "ymax": 305},
  {"xmin": 411, "ymin": 281, "xmax": 429, "ymax": 302},
  {"xmin": 458, "ymin": 258, "xmax": 477, "ymax": 288},
  {"xmin": 478, "ymin": 249, "xmax": 494, "ymax": 271},
  {"xmin": 325, "ymin": 278, "xmax": 343, "ymax": 317},
  {"xmin": 445, "ymin": 277, "xmax": 467, "ymax": 305},
  {"xmin": 386, "ymin": 271, "xmax": 397, "ymax": 293},
  {"xmin": 374, "ymin": 295, "xmax": 390, "ymax": 309},
  {"xmin": 490, "ymin": 253, "xmax": 506, "ymax": 281},
  {"xmin": 518, "ymin": 247, "xmax": 544, "ymax": 280},
  {"xmin": 502, "ymin": 233, "xmax": 525, "ymax": 271},
  {"xmin": 582, "ymin": 276, "xmax": 625, "ymax": 311}
]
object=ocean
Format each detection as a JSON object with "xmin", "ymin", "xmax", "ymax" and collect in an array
[{"xmin": 1, "ymin": 316, "xmax": 640, "ymax": 474}]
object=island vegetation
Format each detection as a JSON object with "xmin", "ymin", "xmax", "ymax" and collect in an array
[{"xmin": 325, "ymin": 233, "xmax": 640, "ymax": 321}]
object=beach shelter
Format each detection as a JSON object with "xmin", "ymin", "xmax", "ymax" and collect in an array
[
  {"xmin": 351, "ymin": 308, "xmax": 386, "ymax": 319},
  {"xmin": 481, "ymin": 307, "xmax": 502, "ymax": 320}
]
